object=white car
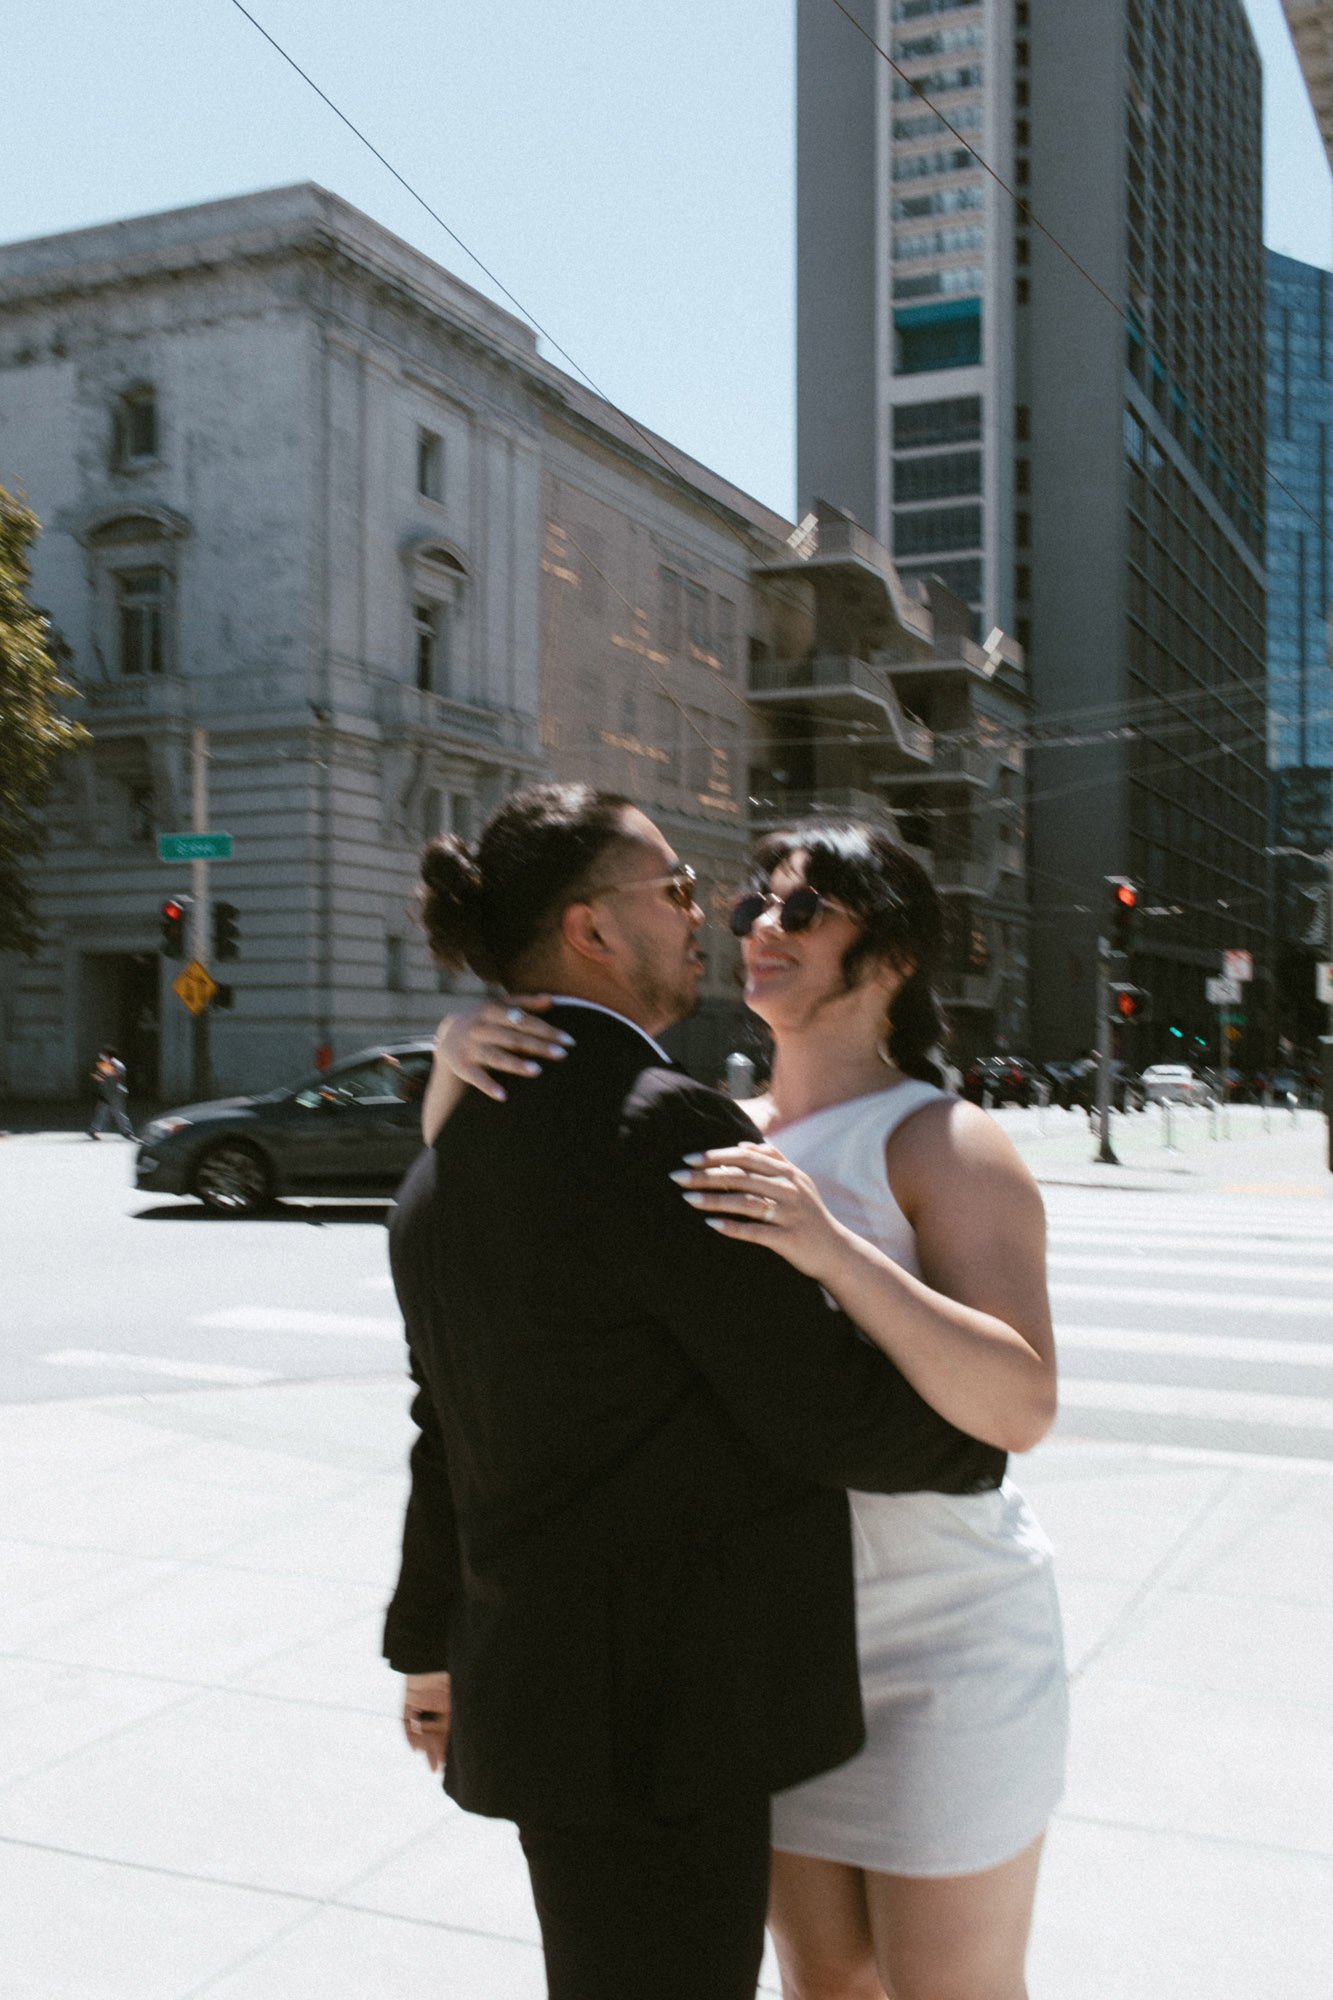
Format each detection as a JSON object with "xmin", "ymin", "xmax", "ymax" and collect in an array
[{"xmin": 1139, "ymin": 1063, "xmax": 1210, "ymax": 1106}]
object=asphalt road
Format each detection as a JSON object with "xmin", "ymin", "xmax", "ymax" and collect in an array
[
  {"xmin": 2, "ymin": 1122, "xmax": 1330, "ymax": 1462},
  {"xmin": 1, "ymin": 1134, "xmax": 401, "ymax": 1405}
]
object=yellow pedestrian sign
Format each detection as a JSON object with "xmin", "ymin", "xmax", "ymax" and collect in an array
[{"xmin": 172, "ymin": 959, "xmax": 218, "ymax": 1016}]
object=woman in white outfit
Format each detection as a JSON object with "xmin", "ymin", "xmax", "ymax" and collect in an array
[{"xmin": 425, "ymin": 819, "xmax": 1067, "ymax": 2000}]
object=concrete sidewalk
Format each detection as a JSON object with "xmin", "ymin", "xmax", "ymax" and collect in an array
[
  {"xmin": 2, "ymin": 1370, "xmax": 1330, "ymax": 1999},
  {"xmin": 997, "ymin": 1098, "xmax": 1333, "ymax": 1196}
]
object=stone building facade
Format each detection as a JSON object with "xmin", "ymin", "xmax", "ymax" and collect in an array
[
  {"xmin": 1, "ymin": 182, "xmax": 1026, "ymax": 1102},
  {"xmin": 0, "ymin": 186, "xmax": 797, "ymax": 1099}
]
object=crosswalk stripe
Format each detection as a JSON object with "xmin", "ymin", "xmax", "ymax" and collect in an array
[
  {"xmin": 1049, "ymin": 1252, "xmax": 1333, "ymax": 1284},
  {"xmin": 1059, "ymin": 1378, "xmax": 1333, "ymax": 1431},
  {"xmin": 1050, "ymin": 1282, "xmax": 1331, "ymax": 1319},
  {"xmin": 1048, "ymin": 1224, "xmax": 1333, "ymax": 1247},
  {"xmin": 43, "ymin": 1349, "xmax": 278, "ymax": 1386},
  {"xmin": 191, "ymin": 1307, "xmax": 402, "ymax": 1340},
  {"xmin": 1056, "ymin": 1324, "xmax": 1333, "ymax": 1367}
]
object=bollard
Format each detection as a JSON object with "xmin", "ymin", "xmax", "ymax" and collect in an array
[
  {"xmin": 1162, "ymin": 1098, "xmax": 1177, "ymax": 1151},
  {"xmin": 1036, "ymin": 1080, "xmax": 1050, "ymax": 1134}
]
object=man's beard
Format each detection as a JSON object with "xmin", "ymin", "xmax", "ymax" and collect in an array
[{"xmin": 631, "ymin": 944, "xmax": 700, "ymax": 1032}]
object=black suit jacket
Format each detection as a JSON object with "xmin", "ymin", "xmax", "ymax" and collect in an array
[{"xmin": 383, "ymin": 1005, "xmax": 1003, "ymax": 1824}]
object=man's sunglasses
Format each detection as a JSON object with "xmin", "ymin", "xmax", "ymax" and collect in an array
[
  {"xmin": 728, "ymin": 886, "xmax": 850, "ymax": 938},
  {"xmin": 597, "ymin": 864, "xmax": 698, "ymax": 913}
]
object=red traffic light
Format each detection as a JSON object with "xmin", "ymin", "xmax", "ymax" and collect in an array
[
  {"xmin": 1114, "ymin": 883, "xmax": 1137, "ymax": 909},
  {"xmin": 161, "ymin": 899, "xmax": 185, "ymax": 922},
  {"xmin": 1115, "ymin": 989, "xmax": 1137, "ymax": 1017}
]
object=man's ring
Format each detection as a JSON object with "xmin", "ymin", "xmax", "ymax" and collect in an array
[
  {"xmin": 504, "ymin": 1007, "xmax": 525, "ymax": 1026},
  {"xmin": 761, "ymin": 1196, "xmax": 778, "ymax": 1220}
]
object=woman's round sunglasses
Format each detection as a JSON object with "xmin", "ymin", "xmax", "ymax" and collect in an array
[{"xmin": 728, "ymin": 886, "xmax": 851, "ymax": 938}]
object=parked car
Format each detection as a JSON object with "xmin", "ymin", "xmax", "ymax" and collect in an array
[
  {"xmin": 1054, "ymin": 1058, "xmax": 1144, "ymax": 1113},
  {"xmin": 1139, "ymin": 1062, "xmax": 1210, "ymax": 1107},
  {"xmin": 135, "ymin": 1041, "xmax": 435, "ymax": 1215},
  {"xmin": 961, "ymin": 1056, "xmax": 1040, "ymax": 1108}
]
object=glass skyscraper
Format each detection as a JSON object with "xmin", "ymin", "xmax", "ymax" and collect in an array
[
  {"xmin": 1265, "ymin": 249, "xmax": 1333, "ymax": 775},
  {"xmin": 1265, "ymin": 247, "xmax": 1333, "ymax": 1041}
]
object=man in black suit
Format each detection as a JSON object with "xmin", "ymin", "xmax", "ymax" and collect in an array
[{"xmin": 384, "ymin": 784, "xmax": 1001, "ymax": 2000}]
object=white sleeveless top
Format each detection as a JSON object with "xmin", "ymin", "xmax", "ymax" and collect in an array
[
  {"xmin": 760, "ymin": 1078, "xmax": 1070, "ymax": 1876},
  {"xmin": 758, "ymin": 1077, "xmax": 945, "ymax": 1282}
]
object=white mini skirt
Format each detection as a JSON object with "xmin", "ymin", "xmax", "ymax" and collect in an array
[{"xmin": 771, "ymin": 1480, "xmax": 1068, "ymax": 1878}]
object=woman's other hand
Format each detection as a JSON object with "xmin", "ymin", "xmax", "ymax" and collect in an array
[
  {"xmin": 433, "ymin": 997, "xmax": 574, "ymax": 1103},
  {"xmin": 671, "ymin": 1142, "xmax": 848, "ymax": 1282}
]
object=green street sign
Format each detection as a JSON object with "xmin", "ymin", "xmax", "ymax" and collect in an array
[{"xmin": 157, "ymin": 832, "xmax": 233, "ymax": 863}]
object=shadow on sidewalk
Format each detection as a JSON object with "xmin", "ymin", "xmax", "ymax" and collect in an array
[{"xmin": 131, "ymin": 1200, "xmax": 392, "ymax": 1227}]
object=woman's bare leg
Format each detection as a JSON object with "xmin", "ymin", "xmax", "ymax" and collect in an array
[
  {"xmin": 863, "ymin": 1833, "xmax": 1046, "ymax": 2000},
  {"xmin": 768, "ymin": 1849, "xmax": 888, "ymax": 2000}
]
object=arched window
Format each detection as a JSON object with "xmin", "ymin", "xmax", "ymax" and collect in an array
[
  {"xmin": 76, "ymin": 504, "xmax": 190, "ymax": 680},
  {"xmin": 403, "ymin": 538, "xmax": 469, "ymax": 699}
]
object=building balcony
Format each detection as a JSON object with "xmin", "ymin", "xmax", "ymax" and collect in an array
[
  {"xmin": 754, "ymin": 514, "xmax": 934, "ymax": 652},
  {"xmin": 942, "ymin": 970, "xmax": 1001, "ymax": 1010},
  {"xmin": 896, "ymin": 741, "xmax": 992, "ymax": 785},
  {"xmin": 374, "ymin": 680, "xmax": 537, "ymax": 756},
  {"xmin": 77, "ymin": 673, "xmax": 193, "ymax": 731},
  {"xmin": 933, "ymin": 856, "xmax": 994, "ymax": 895},
  {"xmin": 748, "ymin": 654, "xmax": 934, "ymax": 764},
  {"xmin": 749, "ymin": 786, "xmax": 900, "ymax": 832}
]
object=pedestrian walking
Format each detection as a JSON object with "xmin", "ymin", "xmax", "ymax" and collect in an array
[
  {"xmin": 439, "ymin": 815, "xmax": 1067, "ymax": 2000},
  {"xmin": 86, "ymin": 1046, "xmax": 135, "ymax": 1140},
  {"xmin": 385, "ymin": 784, "xmax": 998, "ymax": 2000}
]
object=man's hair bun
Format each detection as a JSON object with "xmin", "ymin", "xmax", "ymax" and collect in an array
[{"xmin": 419, "ymin": 835, "xmax": 494, "ymax": 978}]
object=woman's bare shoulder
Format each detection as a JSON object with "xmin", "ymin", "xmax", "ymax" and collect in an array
[{"xmin": 886, "ymin": 1093, "xmax": 1042, "ymax": 1207}]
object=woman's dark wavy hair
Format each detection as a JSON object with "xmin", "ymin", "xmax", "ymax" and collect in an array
[
  {"xmin": 747, "ymin": 820, "xmax": 949, "ymax": 1085},
  {"xmin": 418, "ymin": 783, "xmax": 634, "ymax": 986}
]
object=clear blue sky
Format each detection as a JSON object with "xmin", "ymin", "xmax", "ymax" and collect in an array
[{"xmin": 2, "ymin": 0, "xmax": 1329, "ymax": 517}]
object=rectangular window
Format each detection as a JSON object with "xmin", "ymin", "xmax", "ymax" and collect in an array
[
  {"xmin": 894, "ymin": 449, "xmax": 982, "ymax": 502},
  {"xmin": 116, "ymin": 570, "xmax": 166, "ymax": 676},
  {"xmin": 417, "ymin": 429, "xmax": 444, "ymax": 501},
  {"xmin": 420, "ymin": 787, "xmax": 444, "ymax": 841},
  {"xmin": 684, "ymin": 580, "xmax": 709, "ymax": 653},
  {"xmin": 126, "ymin": 780, "xmax": 155, "ymax": 843},
  {"xmin": 385, "ymin": 936, "xmax": 405, "ymax": 993},
  {"xmin": 715, "ymin": 596, "xmax": 736, "ymax": 673},
  {"xmin": 894, "ymin": 299, "xmax": 982, "ymax": 374},
  {"xmin": 893, "ymin": 397, "xmax": 982, "ymax": 448},
  {"xmin": 893, "ymin": 505, "xmax": 983, "ymax": 557},
  {"xmin": 414, "ymin": 600, "xmax": 448, "ymax": 693},
  {"xmin": 660, "ymin": 567, "xmax": 682, "ymax": 652},
  {"xmin": 114, "ymin": 387, "xmax": 157, "ymax": 466}
]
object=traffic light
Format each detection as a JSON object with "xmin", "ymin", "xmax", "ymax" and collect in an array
[
  {"xmin": 1111, "ymin": 983, "xmax": 1151, "ymax": 1024},
  {"xmin": 1109, "ymin": 878, "xmax": 1138, "ymax": 955},
  {"xmin": 159, "ymin": 896, "xmax": 189, "ymax": 959},
  {"xmin": 213, "ymin": 901, "xmax": 240, "ymax": 961}
]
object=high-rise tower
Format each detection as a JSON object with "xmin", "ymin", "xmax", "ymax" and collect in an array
[
  {"xmin": 797, "ymin": 0, "xmax": 1269, "ymax": 1055},
  {"xmin": 1265, "ymin": 247, "xmax": 1333, "ymax": 1048}
]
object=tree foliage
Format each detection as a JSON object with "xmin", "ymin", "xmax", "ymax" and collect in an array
[{"xmin": 0, "ymin": 485, "xmax": 89, "ymax": 955}]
